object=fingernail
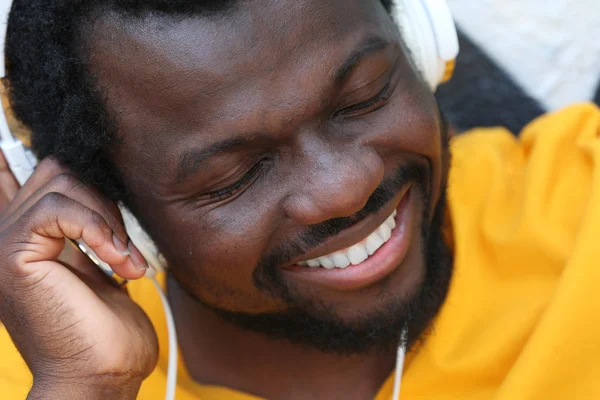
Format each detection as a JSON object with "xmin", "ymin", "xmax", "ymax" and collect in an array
[
  {"xmin": 113, "ymin": 234, "xmax": 131, "ymax": 256},
  {"xmin": 128, "ymin": 241, "xmax": 149, "ymax": 271}
]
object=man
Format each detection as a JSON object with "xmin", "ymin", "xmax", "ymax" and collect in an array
[{"xmin": 0, "ymin": 1, "xmax": 599, "ymax": 399}]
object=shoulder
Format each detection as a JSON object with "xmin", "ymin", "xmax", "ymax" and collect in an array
[
  {"xmin": 448, "ymin": 102, "xmax": 600, "ymax": 265},
  {"xmin": 406, "ymin": 104, "xmax": 600, "ymax": 397},
  {"xmin": 451, "ymin": 102, "xmax": 600, "ymax": 159},
  {"xmin": 450, "ymin": 103, "xmax": 600, "ymax": 181}
]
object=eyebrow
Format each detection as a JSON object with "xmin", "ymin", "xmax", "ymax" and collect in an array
[
  {"xmin": 176, "ymin": 35, "xmax": 391, "ymax": 183},
  {"xmin": 333, "ymin": 35, "xmax": 391, "ymax": 86}
]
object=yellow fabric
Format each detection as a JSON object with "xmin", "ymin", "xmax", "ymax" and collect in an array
[{"xmin": 1, "ymin": 103, "xmax": 600, "ymax": 399}]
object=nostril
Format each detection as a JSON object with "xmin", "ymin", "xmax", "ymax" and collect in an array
[{"xmin": 282, "ymin": 176, "xmax": 382, "ymax": 226}]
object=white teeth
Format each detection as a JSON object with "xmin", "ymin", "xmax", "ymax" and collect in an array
[
  {"xmin": 318, "ymin": 256, "xmax": 336, "ymax": 269},
  {"xmin": 298, "ymin": 209, "xmax": 397, "ymax": 269},
  {"xmin": 386, "ymin": 216, "xmax": 396, "ymax": 230},
  {"xmin": 378, "ymin": 224, "xmax": 392, "ymax": 242},
  {"xmin": 365, "ymin": 232, "xmax": 385, "ymax": 255},
  {"xmin": 347, "ymin": 244, "xmax": 368, "ymax": 265},
  {"xmin": 332, "ymin": 252, "xmax": 351, "ymax": 268}
]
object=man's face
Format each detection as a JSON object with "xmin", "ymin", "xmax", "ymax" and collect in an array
[{"xmin": 89, "ymin": 0, "xmax": 451, "ymax": 353}]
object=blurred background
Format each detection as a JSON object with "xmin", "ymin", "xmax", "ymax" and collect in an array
[{"xmin": 437, "ymin": 0, "xmax": 600, "ymax": 134}]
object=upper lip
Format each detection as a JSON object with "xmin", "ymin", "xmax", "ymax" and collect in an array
[{"xmin": 283, "ymin": 185, "xmax": 412, "ymax": 267}]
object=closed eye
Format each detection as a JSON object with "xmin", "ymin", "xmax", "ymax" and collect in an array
[
  {"xmin": 335, "ymin": 81, "xmax": 392, "ymax": 117},
  {"xmin": 202, "ymin": 158, "xmax": 270, "ymax": 202}
]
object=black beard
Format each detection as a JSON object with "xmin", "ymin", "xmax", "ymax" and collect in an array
[{"xmin": 200, "ymin": 162, "xmax": 453, "ymax": 356}]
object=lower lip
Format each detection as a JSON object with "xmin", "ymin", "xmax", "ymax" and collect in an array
[{"xmin": 282, "ymin": 188, "xmax": 414, "ymax": 291}]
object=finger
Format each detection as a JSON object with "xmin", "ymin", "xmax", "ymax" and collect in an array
[
  {"xmin": 59, "ymin": 240, "xmax": 130, "ymax": 292},
  {"xmin": 0, "ymin": 159, "xmax": 151, "ymax": 280},
  {"xmin": 14, "ymin": 192, "xmax": 148, "ymax": 280},
  {"xmin": 1, "ymin": 172, "xmax": 128, "ymax": 246},
  {"xmin": 2, "ymin": 157, "xmax": 67, "ymax": 217},
  {"xmin": 0, "ymin": 149, "xmax": 19, "ymax": 214}
]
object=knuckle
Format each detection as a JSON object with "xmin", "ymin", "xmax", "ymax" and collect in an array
[
  {"xmin": 36, "ymin": 192, "xmax": 67, "ymax": 212},
  {"xmin": 52, "ymin": 173, "xmax": 83, "ymax": 194},
  {"xmin": 88, "ymin": 209, "xmax": 110, "ymax": 232},
  {"xmin": 0, "ymin": 230, "xmax": 37, "ymax": 283},
  {"xmin": 37, "ymin": 157, "xmax": 64, "ymax": 174},
  {"xmin": 4, "ymin": 247, "xmax": 28, "ymax": 268}
]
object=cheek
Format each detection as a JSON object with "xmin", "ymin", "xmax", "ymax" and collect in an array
[
  {"xmin": 386, "ymin": 80, "xmax": 440, "ymax": 157},
  {"xmin": 401, "ymin": 90, "xmax": 443, "ymax": 207},
  {"xmin": 147, "ymin": 196, "xmax": 288, "ymax": 313},
  {"xmin": 361, "ymin": 76, "xmax": 443, "ymax": 210}
]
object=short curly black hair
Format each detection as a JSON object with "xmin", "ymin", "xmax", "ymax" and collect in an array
[{"xmin": 6, "ymin": 0, "xmax": 395, "ymax": 202}]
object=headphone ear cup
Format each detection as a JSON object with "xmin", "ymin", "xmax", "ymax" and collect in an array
[
  {"xmin": 391, "ymin": 0, "xmax": 459, "ymax": 90},
  {"xmin": 119, "ymin": 205, "xmax": 168, "ymax": 272}
]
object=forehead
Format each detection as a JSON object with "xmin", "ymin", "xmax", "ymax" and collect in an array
[
  {"xmin": 89, "ymin": 0, "xmax": 396, "ymax": 100},
  {"xmin": 86, "ymin": 0, "xmax": 399, "ymax": 185},
  {"xmin": 90, "ymin": 0, "xmax": 393, "ymax": 64}
]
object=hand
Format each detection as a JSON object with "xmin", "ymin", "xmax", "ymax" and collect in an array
[{"xmin": 0, "ymin": 158, "xmax": 158, "ymax": 399}]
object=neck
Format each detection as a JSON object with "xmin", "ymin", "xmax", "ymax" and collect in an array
[{"xmin": 167, "ymin": 275, "xmax": 396, "ymax": 400}]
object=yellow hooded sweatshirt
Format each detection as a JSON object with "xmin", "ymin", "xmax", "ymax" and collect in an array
[{"xmin": 2, "ymin": 103, "xmax": 600, "ymax": 399}]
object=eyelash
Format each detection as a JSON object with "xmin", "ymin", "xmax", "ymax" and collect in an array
[
  {"xmin": 337, "ymin": 81, "xmax": 392, "ymax": 117},
  {"xmin": 207, "ymin": 158, "xmax": 269, "ymax": 201}
]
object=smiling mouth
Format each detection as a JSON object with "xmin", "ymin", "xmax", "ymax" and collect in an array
[
  {"xmin": 283, "ymin": 186, "xmax": 415, "ymax": 291},
  {"xmin": 298, "ymin": 210, "xmax": 398, "ymax": 269}
]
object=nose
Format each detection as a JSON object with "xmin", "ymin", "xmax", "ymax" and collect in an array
[{"xmin": 283, "ymin": 143, "xmax": 385, "ymax": 226}]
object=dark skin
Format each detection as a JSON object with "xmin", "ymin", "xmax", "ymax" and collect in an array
[{"xmin": 0, "ymin": 0, "xmax": 446, "ymax": 399}]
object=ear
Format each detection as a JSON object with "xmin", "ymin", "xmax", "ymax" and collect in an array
[{"xmin": 119, "ymin": 204, "xmax": 168, "ymax": 273}]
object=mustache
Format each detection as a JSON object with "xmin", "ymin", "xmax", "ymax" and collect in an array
[{"xmin": 257, "ymin": 162, "xmax": 429, "ymax": 274}]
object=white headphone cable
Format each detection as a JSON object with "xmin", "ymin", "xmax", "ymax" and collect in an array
[
  {"xmin": 392, "ymin": 327, "xmax": 408, "ymax": 400},
  {"xmin": 150, "ymin": 276, "xmax": 179, "ymax": 400}
]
